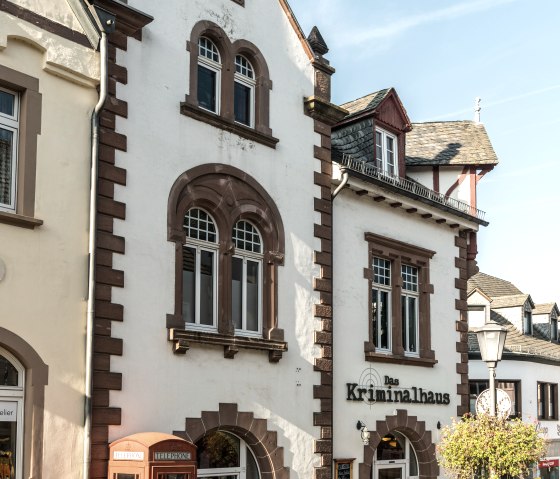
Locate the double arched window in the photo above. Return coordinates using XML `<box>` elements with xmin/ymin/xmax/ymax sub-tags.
<box><xmin>168</xmin><ymin>165</ymin><xmax>286</xmax><ymax>361</ymax></box>
<box><xmin>182</xmin><ymin>22</ymin><xmax>277</xmax><ymax>148</ymax></box>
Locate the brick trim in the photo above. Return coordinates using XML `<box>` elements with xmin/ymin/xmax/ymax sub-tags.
<box><xmin>455</xmin><ymin>231</ymin><xmax>470</xmax><ymax>417</ymax></box>
<box><xmin>359</xmin><ymin>410</ymin><xmax>439</xmax><ymax>479</ymax></box>
<box><xmin>174</xmin><ymin>403</ymin><xmax>289</xmax><ymax>479</ymax></box>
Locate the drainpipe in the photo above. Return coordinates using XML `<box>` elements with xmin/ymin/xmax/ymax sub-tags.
<box><xmin>332</xmin><ymin>169</ymin><xmax>349</xmax><ymax>199</ymax></box>
<box><xmin>84</xmin><ymin>10</ymin><xmax>114</xmax><ymax>479</ymax></box>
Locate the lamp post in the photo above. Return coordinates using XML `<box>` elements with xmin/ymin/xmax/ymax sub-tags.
<box><xmin>475</xmin><ymin>321</ymin><xmax>507</xmax><ymax>416</ymax></box>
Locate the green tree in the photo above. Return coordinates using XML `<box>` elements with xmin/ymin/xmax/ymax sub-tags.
<box><xmin>437</xmin><ymin>414</ymin><xmax>547</xmax><ymax>479</ymax></box>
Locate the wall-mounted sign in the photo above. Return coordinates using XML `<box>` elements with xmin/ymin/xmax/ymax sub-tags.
<box><xmin>113</xmin><ymin>451</ymin><xmax>145</xmax><ymax>461</ymax></box>
<box><xmin>334</xmin><ymin>459</ymin><xmax>354</xmax><ymax>479</ymax></box>
<box><xmin>154</xmin><ymin>452</ymin><xmax>192</xmax><ymax>461</ymax></box>
<box><xmin>346</xmin><ymin>367</ymin><xmax>450</xmax><ymax>406</ymax></box>
<box><xmin>539</xmin><ymin>459</ymin><xmax>559</xmax><ymax>469</ymax></box>
<box><xmin>0</xmin><ymin>401</ymin><xmax>17</xmax><ymax>422</ymax></box>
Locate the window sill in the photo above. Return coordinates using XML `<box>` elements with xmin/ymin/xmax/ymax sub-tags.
<box><xmin>0</xmin><ymin>211</ymin><xmax>43</xmax><ymax>229</ymax></box>
<box><xmin>365</xmin><ymin>351</ymin><xmax>438</xmax><ymax>368</ymax></box>
<box><xmin>180</xmin><ymin>102</ymin><xmax>279</xmax><ymax>149</ymax></box>
<box><xmin>169</xmin><ymin>327</ymin><xmax>287</xmax><ymax>362</ymax></box>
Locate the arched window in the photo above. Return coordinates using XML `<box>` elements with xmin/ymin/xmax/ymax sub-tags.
<box><xmin>183</xmin><ymin>208</ymin><xmax>218</xmax><ymax>329</ymax></box>
<box><xmin>232</xmin><ymin>220</ymin><xmax>262</xmax><ymax>335</ymax></box>
<box><xmin>375</xmin><ymin>433</ymin><xmax>418</xmax><ymax>479</ymax></box>
<box><xmin>0</xmin><ymin>348</ymin><xmax>24</xmax><ymax>479</ymax></box>
<box><xmin>233</xmin><ymin>55</ymin><xmax>255</xmax><ymax>127</ymax></box>
<box><xmin>196</xmin><ymin>431</ymin><xmax>259</xmax><ymax>479</ymax></box>
<box><xmin>197</xmin><ymin>37</ymin><xmax>221</xmax><ymax>113</ymax></box>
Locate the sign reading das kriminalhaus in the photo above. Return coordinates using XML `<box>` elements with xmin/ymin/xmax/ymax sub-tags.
<box><xmin>346</xmin><ymin>367</ymin><xmax>450</xmax><ymax>406</ymax></box>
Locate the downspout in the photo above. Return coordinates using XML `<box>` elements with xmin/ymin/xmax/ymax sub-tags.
<box><xmin>84</xmin><ymin>12</ymin><xmax>113</xmax><ymax>479</ymax></box>
<box><xmin>332</xmin><ymin>169</ymin><xmax>349</xmax><ymax>199</ymax></box>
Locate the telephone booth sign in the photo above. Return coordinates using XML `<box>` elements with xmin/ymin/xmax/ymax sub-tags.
<box><xmin>108</xmin><ymin>432</ymin><xmax>197</xmax><ymax>479</ymax></box>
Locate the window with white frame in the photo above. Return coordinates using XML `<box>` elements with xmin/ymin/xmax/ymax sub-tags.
<box><xmin>197</xmin><ymin>37</ymin><xmax>221</xmax><ymax>113</ymax></box>
<box><xmin>196</xmin><ymin>431</ymin><xmax>259</xmax><ymax>479</ymax></box>
<box><xmin>0</xmin><ymin>348</ymin><xmax>24</xmax><ymax>479</ymax></box>
<box><xmin>0</xmin><ymin>87</ymin><xmax>19</xmax><ymax>211</ymax></box>
<box><xmin>183</xmin><ymin>208</ymin><xmax>218</xmax><ymax>330</ymax></box>
<box><xmin>372</xmin><ymin>257</ymin><xmax>391</xmax><ymax>351</ymax></box>
<box><xmin>231</xmin><ymin>220</ymin><xmax>262</xmax><ymax>336</ymax></box>
<box><xmin>375</xmin><ymin>128</ymin><xmax>397</xmax><ymax>176</ymax></box>
<box><xmin>234</xmin><ymin>55</ymin><xmax>255</xmax><ymax>127</ymax></box>
<box><xmin>401</xmin><ymin>264</ymin><xmax>419</xmax><ymax>355</ymax></box>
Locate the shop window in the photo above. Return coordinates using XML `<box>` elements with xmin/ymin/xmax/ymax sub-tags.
<box><xmin>469</xmin><ymin>380</ymin><xmax>521</xmax><ymax>418</ymax></box>
<box><xmin>182</xmin><ymin>22</ymin><xmax>276</xmax><ymax>148</ymax></box>
<box><xmin>0</xmin><ymin>348</ymin><xmax>24</xmax><ymax>479</ymax></box>
<box><xmin>538</xmin><ymin>382</ymin><xmax>558</xmax><ymax>420</ymax></box>
<box><xmin>0</xmin><ymin>65</ymin><xmax>42</xmax><ymax>227</ymax></box>
<box><xmin>196</xmin><ymin>431</ymin><xmax>259</xmax><ymax>479</ymax></box>
<box><xmin>365</xmin><ymin>233</ymin><xmax>435</xmax><ymax>367</ymax></box>
<box><xmin>167</xmin><ymin>165</ymin><xmax>286</xmax><ymax>361</ymax></box>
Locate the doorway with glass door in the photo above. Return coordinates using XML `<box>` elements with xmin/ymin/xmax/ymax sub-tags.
<box><xmin>373</xmin><ymin>432</ymin><xmax>418</xmax><ymax>479</ymax></box>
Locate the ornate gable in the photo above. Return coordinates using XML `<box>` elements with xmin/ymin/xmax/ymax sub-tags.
<box><xmin>375</xmin><ymin>89</ymin><xmax>411</xmax><ymax>132</ymax></box>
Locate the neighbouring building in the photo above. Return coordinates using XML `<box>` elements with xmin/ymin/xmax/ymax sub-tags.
<box><xmin>0</xmin><ymin>1</ymin><xmax>102</xmax><ymax>478</ymax></box>
<box><xmin>468</xmin><ymin>272</ymin><xmax>560</xmax><ymax>479</ymax></box>
<box><xmin>330</xmin><ymin>89</ymin><xmax>497</xmax><ymax>479</ymax></box>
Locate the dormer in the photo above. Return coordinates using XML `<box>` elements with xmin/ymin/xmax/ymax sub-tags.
<box><xmin>332</xmin><ymin>88</ymin><xmax>412</xmax><ymax>179</ymax></box>
<box><xmin>467</xmin><ymin>288</ymin><xmax>492</xmax><ymax>329</ymax></box>
<box><xmin>488</xmin><ymin>294</ymin><xmax>535</xmax><ymax>336</ymax></box>
<box><xmin>533</xmin><ymin>303</ymin><xmax>560</xmax><ymax>342</ymax></box>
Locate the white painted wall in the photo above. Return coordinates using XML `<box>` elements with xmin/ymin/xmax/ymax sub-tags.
<box><xmin>332</xmin><ymin>186</ymin><xmax>477</xmax><ymax>463</ymax></box>
<box><xmin>0</xmin><ymin>22</ymin><xmax>99</xmax><ymax>479</ymax></box>
<box><xmin>109</xmin><ymin>1</ymin><xmax>321</xmax><ymax>478</ymax></box>
<box><xmin>467</xmin><ymin>290</ymin><xmax>491</xmax><ymax>328</ymax></box>
<box><xmin>494</xmin><ymin>306</ymin><xmax>523</xmax><ymax>333</ymax></box>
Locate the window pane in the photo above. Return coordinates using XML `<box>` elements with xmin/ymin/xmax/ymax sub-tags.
<box><xmin>0</xmin><ymin>128</ymin><xmax>14</xmax><ymax>206</ymax></box>
<box><xmin>0</xmin><ymin>91</ymin><xmax>14</xmax><ymax>117</ymax></box>
<box><xmin>198</xmin><ymin>65</ymin><xmax>216</xmax><ymax>112</ymax></box>
<box><xmin>246</xmin><ymin>261</ymin><xmax>259</xmax><ymax>332</ymax></box>
<box><xmin>0</xmin><ymin>405</ymin><xmax>18</xmax><ymax>477</ymax></box>
<box><xmin>379</xmin><ymin>290</ymin><xmax>389</xmax><ymax>349</ymax></box>
<box><xmin>182</xmin><ymin>247</ymin><xmax>196</xmax><ymax>324</ymax></box>
<box><xmin>246</xmin><ymin>449</ymin><xmax>259</xmax><ymax>479</ymax></box>
<box><xmin>373</xmin><ymin>257</ymin><xmax>391</xmax><ymax>285</ymax></box>
<box><xmin>232</xmin><ymin>220</ymin><xmax>261</xmax><ymax>253</ymax></box>
<box><xmin>409</xmin><ymin>444</ymin><xmax>418</xmax><ymax>476</ymax></box>
<box><xmin>199</xmin><ymin>250</ymin><xmax>214</xmax><ymax>326</ymax></box>
<box><xmin>234</xmin><ymin>82</ymin><xmax>251</xmax><ymax>126</ymax></box>
<box><xmin>375</xmin><ymin>131</ymin><xmax>383</xmax><ymax>170</ymax></box>
<box><xmin>196</xmin><ymin>431</ymin><xmax>240</xmax><ymax>468</ymax></box>
<box><xmin>184</xmin><ymin>208</ymin><xmax>217</xmax><ymax>243</ymax></box>
<box><xmin>0</xmin><ymin>355</ymin><xmax>18</xmax><ymax>386</ymax></box>
<box><xmin>407</xmin><ymin>297</ymin><xmax>417</xmax><ymax>352</ymax></box>
<box><xmin>232</xmin><ymin>257</ymin><xmax>243</xmax><ymax>330</ymax></box>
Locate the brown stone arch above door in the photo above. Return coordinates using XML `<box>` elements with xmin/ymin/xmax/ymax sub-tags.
<box><xmin>174</xmin><ymin>403</ymin><xmax>289</xmax><ymax>479</ymax></box>
<box><xmin>359</xmin><ymin>409</ymin><xmax>438</xmax><ymax>479</ymax></box>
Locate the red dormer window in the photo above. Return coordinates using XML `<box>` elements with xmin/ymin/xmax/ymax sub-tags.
<box><xmin>375</xmin><ymin>127</ymin><xmax>398</xmax><ymax>176</ymax></box>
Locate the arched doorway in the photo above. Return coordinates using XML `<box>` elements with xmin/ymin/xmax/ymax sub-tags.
<box><xmin>196</xmin><ymin>431</ymin><xmax>259</xmax><ymax>479</ymax></box>
<box><xmin>373</xmin><ymin>432</ymin><xmax>418</xmax><ymax>479</ymax></box>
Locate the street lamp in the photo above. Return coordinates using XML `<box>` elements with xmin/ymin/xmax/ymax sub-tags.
<box><xmin>475</xmin><ymin>320</ymin><xmax>507</xmax><ymax>416</ymax></box>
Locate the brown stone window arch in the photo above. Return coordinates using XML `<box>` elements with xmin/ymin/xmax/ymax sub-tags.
<box><xmin>181</xmin><ymin>21</ymin><xmax>278</xmax><ymax>148</ymax></box>
<box><xmin>167</xmin><ymin>164</ymin><xmax>287</xmax><ymax>362</ymax></box>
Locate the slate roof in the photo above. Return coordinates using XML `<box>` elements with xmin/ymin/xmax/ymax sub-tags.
<box><xmin>340</xmin><ymin>89</ymin><xmax>391</xmax><ymax>116</ymax></box>
<box><xmin>468</xmin><ymin>310</ymin><xmax>560</xmax><ymax>363</ymax></box>
<box><xmin>488</xmin><ymin>294</ymin><xmax>531</xmax><ymax>309</ymax></box>
<box><xmin>331</xmin><ymin>118</ymin><xmax>374</xmax><ymax>164</ymax></box>
<box><xmin>467</xmin><ymin>272</ymin><xmax>523</xmax><ymax>298</ymax></box>
<box><xmin>406</xmin><ymin>121</ymin><xmax>498</xmax><ymax>166</ymax></box>
<box><xmin>533</xmin><ymin>303</ymin><xmax>559</xmax><ymax>315</ymax></box>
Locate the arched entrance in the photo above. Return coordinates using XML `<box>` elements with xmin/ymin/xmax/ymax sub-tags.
<box><xmin>373</xmin><ymin>432</ymin><xmax>418</xmax><ymax>479</ymax></box>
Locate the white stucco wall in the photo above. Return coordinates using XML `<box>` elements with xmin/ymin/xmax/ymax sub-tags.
<box><xmin>0</xmin><ymin>27</ymin><xmax>99</xmax><ymax>479</ymax></box>
<box><xmin>493</xmin><ymin>306</ymin><xmax>523</xmax><ymax>333</ymax></box>
<box><xmin>332</xmin><ymin>186</ymin><xmax>476</xmax><ymax>464</ymax></box>
<box><xmin>467</xmin><ymin>291</ymin><xmax>491</xmax><ymax>328</ymax></box>
<box><xmin>108</xmin><ymin>1</ymin><xmax>321</xmax><ymax>478</ymax></box>
<box><xmin>9</xmin><ymin>0</ymin><xmax>85</xmax><ymax>33</ymax></box>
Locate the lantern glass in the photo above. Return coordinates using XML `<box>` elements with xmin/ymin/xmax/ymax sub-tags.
<box><xmin>476</xmin><ymin>321</ymin><xmax>507</xmax><ymax>364</ymax></box>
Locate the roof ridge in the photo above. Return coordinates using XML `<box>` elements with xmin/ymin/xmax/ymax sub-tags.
<box><xmin>340</xmin><ymin>87</ymin><xmax>391</xmax><ymax>107</ymax></box>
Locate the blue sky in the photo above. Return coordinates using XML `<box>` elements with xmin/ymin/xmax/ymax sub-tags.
<box><xmin>289</xmin><ymin>0</ymin><xmax>560</xmax><ymax>304</ymax></box>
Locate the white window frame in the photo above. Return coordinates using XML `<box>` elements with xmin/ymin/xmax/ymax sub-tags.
<box><xmin>0</xmin><ymin>347</ymin><xmax>24</xmax><ymax>479</ymax></box>
<box><xmin>375</xmin><ymin>127</ymin><xmax>398</xmax><ymax>177</ymax></box>
<box><xmin>197</xmin><ymin>37</ymin><xmax>221</xmax><ymax>114</ymax></box>
<box><xmin>183</xmin><ymin>208</ymin><xmax>219</xmax><ymax>332</ymax></box>
<box><xmin>232</xmin><ymin>220</ymin><xmax>263</xmax><ymax>337</ymax></box>
<box><xmin>401</xmin><ymin>264</ymin><xmax>419</xmax><ymax>356</ymax></box>
<box><xmin>374</xmin><ymin>433</ymin><xmax>418</xmax><ymax>479</ymax></box>
<box><xmin>234</xmin><ymin>55</ymin><xmax>255</xmax><ymax>128</ymax></box>
<box><xmin>0</xmin><ymin>86</ymin><xmax>19</xmax><ymax>212</ymax></box>
<box><xmin>372</xmin><ymin>257</ymin><xmax>392</xmax><ymax>353</ymax></box>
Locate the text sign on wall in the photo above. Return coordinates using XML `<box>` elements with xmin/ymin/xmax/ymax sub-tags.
<box><xmin>154</xmin><ymin>452</ymin><xmax>192</xmax><ymax>461</ymax></box>
<box><xmin>113</xmin><ymin>451</ymin><xmax>145</xmax><ymax>461</ymax></box>
<box><xmin>0</xmin><ymin>401</ymin><xmax>17</xmax><ymax>422</ymax></box>
<box><xmin>539</xmin><ymin>460</ymin><xmax>559</xmax><ymax>469</ymax></box>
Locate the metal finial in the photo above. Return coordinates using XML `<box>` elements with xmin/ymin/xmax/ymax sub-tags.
<box><xmin>474</xmin><ymin>97</ymin><xmax>481</xmax><ymax>123</ymax></box>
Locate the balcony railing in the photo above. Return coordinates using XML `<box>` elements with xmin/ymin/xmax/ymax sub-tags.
<box><xmin>338</xmin><ymin>154</ymin><xmax>486</xmax><ymax>221</ymax></box>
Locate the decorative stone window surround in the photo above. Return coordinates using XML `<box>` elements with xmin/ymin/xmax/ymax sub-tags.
<box><xmin>181</xmin><ymin>20</ymin><xmax>278</xmax><ymax>148</ymax></box>
<box><xmin>167</xmin><ymin>164</ymin><xmax>286</xmax><ymax>362</ymax></box>
<box><xmin>364</xmin><ymin>232</ymin><xmax>436</xmax><ymax>367</ymax></box>
<box><xmin>0</xmin><ymin>65</ymin><xmax>42</xmax><ymax>229</ymax></box>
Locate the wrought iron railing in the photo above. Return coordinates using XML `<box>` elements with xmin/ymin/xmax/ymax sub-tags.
<box><xmin>338</xmin><ymin>154</ymin><xmax>486</xmax><ymax>221</ymax></box>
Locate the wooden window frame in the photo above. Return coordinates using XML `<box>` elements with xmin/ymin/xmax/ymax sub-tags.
<box><xmin>537</xmin><ymin>382</ymin><xmax>558</xmax><ymax>420</ymax></box>
<box><xmin>364</xmin><ymin>232</ymin><xmax>436</xmax><ymax>367</ymax></box>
